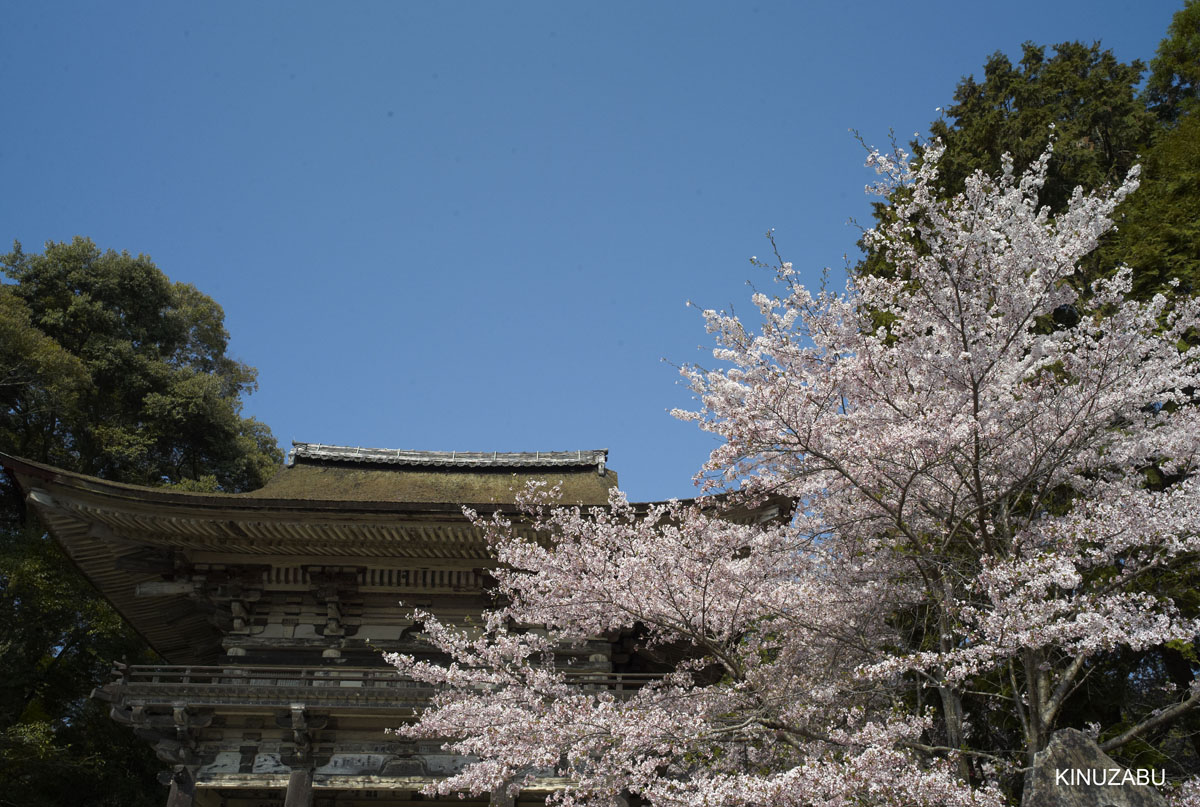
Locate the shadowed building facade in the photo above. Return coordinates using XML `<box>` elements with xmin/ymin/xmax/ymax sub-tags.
<box><xmin>1</xmin><ymin>443</ymin><xmax>639</xmax><ymax>807</ymax></box>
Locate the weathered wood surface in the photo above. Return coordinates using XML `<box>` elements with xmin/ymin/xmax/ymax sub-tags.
<box><xmin>284</xmin><ymin>768</ymin><xmax>313</xmax><ymax>807</ymax></box>
<box><xmin>164</xmin><ymin>767</ymin><xmax>196</xmax><ymax>807</ymax></box>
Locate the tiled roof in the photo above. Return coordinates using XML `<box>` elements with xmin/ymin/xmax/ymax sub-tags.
<box><xmin>290</xmin><ymin>442</ymin><xmax>608</xmax><ymax>470</ymax></box>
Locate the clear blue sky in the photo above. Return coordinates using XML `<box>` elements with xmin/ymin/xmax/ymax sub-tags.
<box><xmin>1</xmin><ymin>1</ymin><xmax>1182</xmax><ymax>500</ymax></box>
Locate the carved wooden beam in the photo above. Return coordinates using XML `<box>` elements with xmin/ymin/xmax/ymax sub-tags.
<box><xmin>274</xmin><ymin>704</ymin><xmax>327</xmax><ymax>764</ymax></box>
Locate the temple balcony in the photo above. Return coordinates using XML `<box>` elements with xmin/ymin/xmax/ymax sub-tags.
<box><xmin>97</xmin><ymin>663</ymin><xmax>660</xmax><ymax>712</ymax></box>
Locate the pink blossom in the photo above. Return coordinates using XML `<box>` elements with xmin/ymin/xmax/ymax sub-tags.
<box><xmin>391</xmin><ymin>140</ymin><xmax>1200</xmax><ymax>805</ymax></box>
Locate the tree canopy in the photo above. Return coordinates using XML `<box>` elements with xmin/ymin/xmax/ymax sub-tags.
<box><xmin>925</xmin><ymin>40</ymin><xmax>1154</xmax><ymax>212</ymax></box>
<box><xmin>1</xmin><ymin>237</ymin><xmax>280</xmax><ymax>491</ymax></box>
<box><xmin>0</xmin><ymin>237</ymin><xmax>282</xmax><ymax>806</ymax></box>
<box><xmin>1147</xmin><ymin>0</ymin><xmax>1200</xmax><ymax>122</ymax></box>
<box><xmin>861</xmin><ymin>1</ymin><xmax>1200</xmax><ymax>301</ymax></box>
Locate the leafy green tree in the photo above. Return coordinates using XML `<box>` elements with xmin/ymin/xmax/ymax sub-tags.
<box><xmin>2</xmin><ymin>237</ymin><xmax>280</xmax><ymax>490</ymax></box>
<box><xmin>1098</xmin><ymin>111</ymin><xmax>1200</xmax><ymax>299</ymax></box>
<box><xmin>856</xmin><ymin>41</ymin><xmax>1156</xmax><ymax>286</ymax></box>
<box><xmin>0</xmin><ymin>237</ymin><xmax>282</xmax><ymax>806</ymax></box>
<box><xmin>926</xmin><ymin>41</ymin><xmax>1156</xmax><ymax>213</ymax></box>
<box><xmin>0</xmin><ymin>522</ymin><xmax>161</xmax><ymax>807</ymax></box>
<box><xmin>1147</xmin><ymin>0</ymin><xmax>1200</xmax><ymax>122</ymax></box>
<box><xmin>860</xmin><ymin>6</ymin><xmax>1200</xmax><ymax>299</ymax></box>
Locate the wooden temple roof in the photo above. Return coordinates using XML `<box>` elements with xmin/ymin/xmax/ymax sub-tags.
<box><xmin>246</xmin><ymin>443</ymin><xmax>616</xmax><ymax>505</ymax></box>
<box><xmin>0</xmin><ymin>446</ymin><xmax>618</xmax><ymax>664</ymax></box>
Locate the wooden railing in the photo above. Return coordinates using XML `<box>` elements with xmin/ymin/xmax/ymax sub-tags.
<box><xmin>103</xmin><ymin>664</ymin><xmax>661</xmax><ymax>708</ymax></box>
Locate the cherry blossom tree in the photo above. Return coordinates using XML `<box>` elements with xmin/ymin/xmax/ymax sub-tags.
<box><xmin>389</xmin><ymin>141</ymin><xmax>1200</xmax><ymax>806</ymax></box>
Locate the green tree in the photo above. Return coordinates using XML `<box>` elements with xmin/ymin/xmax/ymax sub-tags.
<box><xmin>1147</xmin><ymin>0</ymin><xmax>1200</xmax><ymax>122</ymax></box>
<box><xmin>1098</xmin><ymin>111</ymin><xmax>1200</xmax><ymax>299</ymax></box>
<box><xmin>0</xmin><ymin>237</ymin><xmax>282</xmax><ymax>806</ymax></box>
<box><xmin>861</xmin><ymin>6</ymin><xmax>1200</xmax><ymax>299</ymax></box>
<box><xmin>856</xmin><ymin>41</ymin><xmax>1156</xmax><ymax>285</ymax></box>
<box><xmin>0</xmin><ymin>522</ymin><xmax>161</xmax><ymax>807</ymax></box>
<box><xmin>2</xmin><ymin>237</ymin><xmax>280</xmax><ymax>490</ymax></box>
<box><xmin>926</xmin><ymin>41</ymin><xmax>1155</xmax><ymax>213</ymax></box>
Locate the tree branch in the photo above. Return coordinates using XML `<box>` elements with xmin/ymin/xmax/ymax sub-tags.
<box><xmin>1100</xmin><ymin>686</ymin><xmax>1200</xmax><ymax>753</ymax></box>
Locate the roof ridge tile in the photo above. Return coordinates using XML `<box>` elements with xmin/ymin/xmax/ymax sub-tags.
<box><xmin>288</xmin><ymin>442</ymin><xmax>608</xmax><ymax>470</ymax></box>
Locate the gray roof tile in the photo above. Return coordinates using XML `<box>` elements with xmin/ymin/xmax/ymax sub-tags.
<box><xmin>290</xmin><ymin>442</ymin><xmax>608</xmax><ymax>470</ymax></box>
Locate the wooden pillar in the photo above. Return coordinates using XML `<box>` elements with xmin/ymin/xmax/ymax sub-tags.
<box><xmin>284</xmin><ymin>769</ymin><xmax>313</xmax><ymax>807</ymax></box>
<box><xmin>165</xmin><ymin>767</ymin><xmax>196</xmax><ymax>807</ymax></box>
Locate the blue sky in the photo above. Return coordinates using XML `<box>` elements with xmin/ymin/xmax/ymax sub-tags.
<box><xmin>1</xmin><ymin>1</ymin><xmax>1183</xmax><ymax>500</ymax></box>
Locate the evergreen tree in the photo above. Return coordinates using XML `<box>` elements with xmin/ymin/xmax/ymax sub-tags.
<box><xmin>927</xmin><ymin>40</ymin><xmax>1155</xmax><ymax>212</ymax></box>
<box><xmin>860</xmin><ymin>3</ymin><xmax>1200</xmax><ymax>301</ymax></box>
<box><xmin>1147</xmin><ymin>0</ymin><xmax>1200</xmax><ymax>122</ymax></box>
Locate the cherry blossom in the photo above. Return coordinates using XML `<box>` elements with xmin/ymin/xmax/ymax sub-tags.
<box><xmin>391</xmin><ymin>141</ymin><xmax>1200</xmax><ymax>804</ymax></box>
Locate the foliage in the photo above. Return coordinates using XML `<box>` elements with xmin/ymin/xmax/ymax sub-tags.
<box><xmin>1098</xmin><ymin>112</ymin><xmax>1200</xmax><ymax>299</ymax></box>
<box><xmin>861</xmin><ymin>7</ymin><xmax>1200</xmax><ymax>303</ymax></box>
<box><xmin>924</xmin><ymin>41</ymin><xmax>1154</xmax><ymax>212</ymax></box>
<box><xmin>0</xmin><ymin>524</ymin><xmax>159</xmax><ymax>807</ymax></box>
<box><xmin>0</xmin><ymin>237</ymin><xmax>282</xmax><ymax>805</ymax></box>
<box><xmin>1147</xmin><ymin>0</ymin><xmax>1200</xmax><ymax>122</ymax></box>
<box><xmin>390</xmin><ymin>143</ymin><xmax>1200</xmax><ymax>806</ymax></box>
<box><xmin>1</xmin><ymin>236</ymin><xmax>281</xmax><ymax>490</ymax></box>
